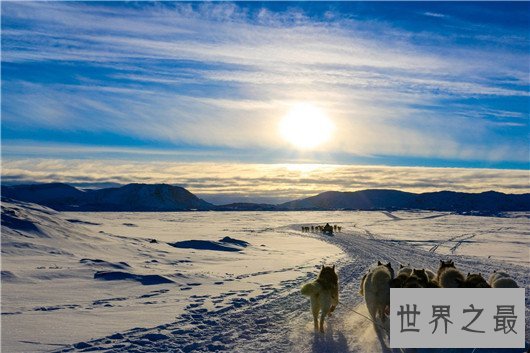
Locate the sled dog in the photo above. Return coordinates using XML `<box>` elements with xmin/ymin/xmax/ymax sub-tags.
<box><xmin>488</xmin><ymin>270</ymin><xmax>509</xmax><ymax>286</ymax></box>
<box><xmin>360</xmin><ymin>261</ymin><xmax>394</xmax><ymax>323</ymax></box>
<box><xmin>425</xmin><ymin>269</ymin><xmax>436</xmax><ymax>282</ymax></box>
<box><xmin>489</xmin><ymin>271</ymin><xmax>518</xmax><ymax>288</ymax></box>
<box><xmin>301</xmin><ymin>265</ymin><xmax>339</xmax><ymax>332</ymax></box>
<box><xmin>463</xmin><ymin>273</ymin><xmax>490</xmax><ymax>288</ymax></box>
<box><xmin>397</xmin><ymin>264</ymin><xmax>412</xmax><ymax>277</ymax></box>
<box><xmin>438</xmin><ymin>263</ymin><xmax>465</xmax><ymax>288</ymax></box>
<box><xmin>436</xmin><ymin>259</ymin><xmax>455</xmax><ymax>282</ymax></box>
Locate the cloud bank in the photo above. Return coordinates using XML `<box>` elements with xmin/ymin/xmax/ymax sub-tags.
<box><xmin>2</xmin><ymin>159</ymin><xmax>528</xmax><ymax>204</ymax></box>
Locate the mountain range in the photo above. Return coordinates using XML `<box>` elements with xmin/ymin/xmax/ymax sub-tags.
<box><xmin>2</xmin><ymin>183</ymin><xmax>529</xmax><ymax>213</ymax></box>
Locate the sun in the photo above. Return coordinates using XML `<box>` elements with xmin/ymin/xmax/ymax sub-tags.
<box><xmin>279</xmin><ymin>103</ymin><xmax>334</xmax><ymax>149</ymax></box>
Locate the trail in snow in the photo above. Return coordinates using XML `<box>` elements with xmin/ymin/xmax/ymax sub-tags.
<box><xmin>381</xmin><ymin>212</ymin><xmax>402</xmax><ymax>221</ymax></box>
<box><xmin>428</xmin><ymin>232</ymin><xmax>475</xmax><ymax>253</ymax></box>
<box><xmin>53</xmin><ymin>223</ymin><xmax>529</xmax><ymax>353</ymax></box>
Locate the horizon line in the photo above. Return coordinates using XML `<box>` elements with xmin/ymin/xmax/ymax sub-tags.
<box><xmin>3</xmin><ymin>181</ymin><xmax>529</xmax><ymax>207</ymax></box>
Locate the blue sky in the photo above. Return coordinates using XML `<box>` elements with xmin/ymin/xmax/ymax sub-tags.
<box><xmin>1</xmin><ymin>2</ymin><xmax>529</xmax><ymax>201</ymax></box>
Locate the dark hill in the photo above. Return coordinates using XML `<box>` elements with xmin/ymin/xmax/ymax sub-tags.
<box><xmin>279</xmin><ymin>189</ymin><xmax>530</xmax><ymax>213</ymax></box>
<box><xmin>2</xmin><ymin>183</ymin><xmax>213</xmax><ymax>211</ymax></box>
<box><xmin>1</xmin><ymin>183</ymin><xmax>86</xmax><ymax>210</ymax></box>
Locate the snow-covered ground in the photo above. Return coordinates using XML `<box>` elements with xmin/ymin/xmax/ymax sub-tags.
<box><xmin>1</xmin><ymin>201</ymin><xmax>528</xmax><ymax>352</ymax></box>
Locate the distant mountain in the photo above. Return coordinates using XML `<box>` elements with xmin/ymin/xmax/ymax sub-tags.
<box><xmin>2</xmin><ymin>183</ymin><xmax>529</xmax><ymax>213</ymax></box>
<box><xmin>1</xmin><ymin>183</ymin><xmax>86</xmax><ymax>210</ymax></box>
<box><xmin>279</xmin><ymin>189</ymin><xmax>530</xmax><ymax>213</ymax></box>
<box><xmin>2</xmin><ymin>183</ymin><xmax>213</xmax><ymax>211</ymax></box>
<box><xmin>214</xmin><ymin>203</ymin><xmax>277</xmax><ymax>211</ymax></box>
<box><xmin>280</xmin><ymin>190</ymin><xmax>413</xmax><ymax>210</ymax></box>
<box><xmin>85</xmin><ymin>183</ymin><xmax>213</xmax><ymax>211</ymax></box>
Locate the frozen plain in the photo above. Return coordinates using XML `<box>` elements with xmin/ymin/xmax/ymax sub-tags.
<box><xmin>1</xmin><ymin>200</ymin><xmax>528</xmax><ymax>352</ymax></box>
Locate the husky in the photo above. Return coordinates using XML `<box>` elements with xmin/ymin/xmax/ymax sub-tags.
<box><xmin>360</xmin><ymin>261</ymin><xmax>394</xmax><ymax>323</ymax></box>
<box><xmin>301</xmin><ymin>265</ymin><xmax>339</xmax><ymax>332</ymax></box>
<box><xmin>439</xmin><ymin>267</ymin><xmax>465</xmax><ymax>288</ymax></box>
<box><xmin>403</xmin><ymin>269</ymin><xmax>425</xmax><ymax>288</ymax></box>
<box><xmin>491</xmin><ymin>273</ymin><xmax>518</xmax><ymax>288</ymax></box>
<box><xmin>488</xmin><ymin>270</ymin><xmax>510</xmax><ymax>286</ymax></box>
<box><xmin>389</xmin><ymin>273</ymin><xmax>409</xmax><ymax>288</ymax></box>
<box><xmin>436</xmin><ymin>259</ymin><xmax>455</xmax><ymax>282</ymax></box>
<box><xmin>411</xmin><ymin>269</ymin><xmax>429</xmax><ymax>285</ymax></box>
<box><xmin>397</xmin><ymin>264</ymin><xmax>412</xmax><ymax>277</ymax></box>
<box><xmin>425</xmin><ymin>269</ymin><xmax>436</xmax><ymax>282</ymax></box>
<box><xmin>492</xmin><ymin>277</ymin><xmax>518</xmax><ymax>288</ymax></box>
<box><xmin>390</xmin><ymin>264</ymin><xmax>412</xmax><ymax>288</ymax></box>
<box><xmin>391</xmin><ymin>266</ymin><xmax>440</xmax><ymax>289</ymax></box>
<box><xmin>463</xmin><ymin>273</ymin><xmax>490</xmax><ymax>288</ymax></box>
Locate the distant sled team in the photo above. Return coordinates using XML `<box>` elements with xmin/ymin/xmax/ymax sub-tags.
<box><xmin>301</xmin><ymin>223</ymin><xmax>341</xmax><ymax>235</ymax></box>
<box><xmin>301</xmin><ymin>259</ymin><xmax>519</xmax><ymax>333</ymax></box>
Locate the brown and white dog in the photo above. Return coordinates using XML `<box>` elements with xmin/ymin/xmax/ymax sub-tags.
<box><xmin>301</xmin><ymin>265</ymin><xmax>339</xmax><ymax>332</ymax></box>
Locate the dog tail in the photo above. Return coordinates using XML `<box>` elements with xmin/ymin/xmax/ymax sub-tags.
<box><xmin>358</xmin><ymin>273</ymin><xmax>367</xmax><ymax>296</ymax></box>
<box><xmin>301</xmin><ymin>282</ymin><xmax>315</xmax><ymax>296</ymax></box>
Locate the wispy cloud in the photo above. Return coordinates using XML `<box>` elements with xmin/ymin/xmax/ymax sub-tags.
<box><xmin>423</xmin><ymin>12</ymin><xmax>447</xmax><ymax>19</ymax></box>
<box><xmin>1</xmin><ymin>2</ymin><xmax>528</xmax><ymax>165</ymax></box>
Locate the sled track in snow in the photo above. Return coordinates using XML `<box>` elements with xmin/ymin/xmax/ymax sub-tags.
<box><xmin>429</xmin><ymin>226</ymin><xmax>509</xmax><ymax>254</ymax></box>
<box><xmin>54</xmin><ymin>227</ymin><xmax>529</xmax><ymax>353</ymax></box>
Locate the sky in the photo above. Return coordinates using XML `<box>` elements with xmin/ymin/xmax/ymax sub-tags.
<box><xmin>1</xmin><ymin>1</ymin><xmax>529</xmax><ymax>203</ymax></box>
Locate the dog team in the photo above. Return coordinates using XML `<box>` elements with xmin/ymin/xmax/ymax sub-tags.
<box><xmin>301</xmin><ymin>224</ymin><xmax>342</xmax><ymax>233</ymax></box>
<box><xmin>302</xmin><ymin>260</ymin><xmax>518</xmax><ymax>332</ymax></box>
